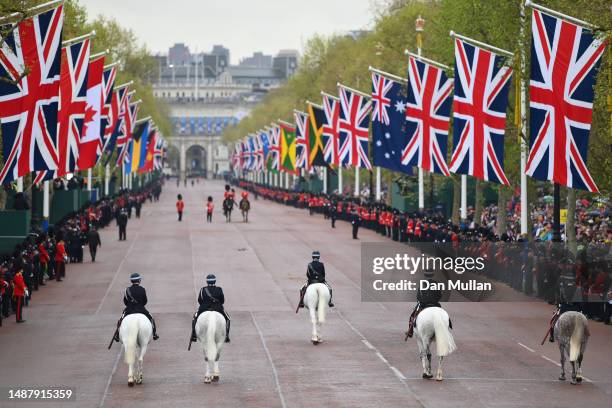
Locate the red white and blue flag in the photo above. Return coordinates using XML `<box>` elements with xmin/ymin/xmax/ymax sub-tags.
<box><xmin>321</xmin><ymin>93</ymin><xmax>340</xmax><ymax>166</ymax></box>
<box><xmin>116</xmin><ymin>98</ymin><xmax>138</xmax><ymax>166</ymax></box>
<box><xmin>57</xmin><ymin>38</ymin><xmax>91</xmax><ymax>176</ymax></box>
<box><xmin>449</xmin><ymin>38</ymin><xmax>513</xmax><ymax>185</ymax></box>
<box><xmin>266</xmin><ymin>125</ymin><xmax>281</xmax><ymax>172</ymax></box>
<box><xmin>402</xmin><ymin>56</ymin><xmax>453</xmax><ymax>176</ymax></box>
<box><xmin>0</xmin><ymin>5</ymin><xmax>64</xmax><ymax>184</ymax></box>
<box><xmin>525</xmin><ymin>9</ymin><xmax>606</xmax><ymax>192</ymax></box>
<box><xmin>337</xmin><ymin>85</ymin><xmax>372</xmax><ymax>170</ymax></box>
<box><xmin>77</xmin><ymin>54</ymin><xmax>104</xmax><ymax>170</ymax></box>
<box><xmin>294</xmin><ymin>110</ymin><xmax>310</xmax><ymax>170</ymax></box>
<box><xmin>99</xmin><ymin>65</ymin><xmax>117</xmax><ymax>154</ymax></box>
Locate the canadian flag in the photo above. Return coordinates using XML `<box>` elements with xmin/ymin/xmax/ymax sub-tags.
<box><xmin>77</xmin><ymin>55</ymin><xmax>104</xmax><ymax>170</ymax></box>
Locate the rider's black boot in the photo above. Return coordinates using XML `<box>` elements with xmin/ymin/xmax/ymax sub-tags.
<box><xmin>191</xmin><ymin>316</ymin><xmax>197</xmax><ymax>342</ymax></box>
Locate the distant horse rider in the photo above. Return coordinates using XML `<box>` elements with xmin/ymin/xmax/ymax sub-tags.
<box><xmin>406</xmin><ymin>269</ymin><xmax>448</xmax><ymax>339</ymax></box>
<box><xmin>114</xmin><ymin>273</ymin><xmax>159</xmax><ymax>342</ymax></box>
<box><xmin>191</xmin><ymin>274</ymin><xmax>231</xmax><ymax>343</ymax></box>
<box><xmin>299</xmin><ymin>251</ymin><xmax>334</xmax><ymax>308</ymax></box>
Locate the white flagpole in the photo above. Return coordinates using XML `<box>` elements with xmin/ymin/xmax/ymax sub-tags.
<box><xmin>87</xmin><ymin>168</ymin><xmax>92</xmax><ymax>191</ymax></box>
<box><xmin>460</xmin><ymin>175</ymin><xmax>467</xmax><ymax>220</ymax></box>
<box><xmin>417</xmin><ymin>33</ymin><xmax>425</xmax><ymax>211</ymax></box>
<box><xmin>104</xmin><ymin>164</ymin><xmax>110</xmax><ymax>195</ymax></box>
<box><xmin>338</xmin><ymin>167</ymin><xmax>343</xmax><ymax>194</ymax></box>
<box><xmin>520</xmin><ymin>1</ymin><xmax>529</xmax><ymax>236</ymax></box>
<box><xmin>323</xmin><ymin>167</ymin><xmax>328</xmax><ymax>194</ymax></box>
<box><xmin>285</xmin><ymin>172</ymin><xmax>289</xmax><ymax>190</ymax></box>
<box><xmin>354</xmin><ymin>167</ymin><xmax>360</xmax><ymax>197</ymax></box>
<box><xmin>16</xmin><ymin>177</ymin><xmax>23</xmax><ymax>192</ymax></box>
<box><xmin>376</xmin><ymin>167</ymin><xmax>381</xmax><ymax>201</ymax></box>
<box><xmin>43</xmin><ymin>180</ymin><xmax>50</xmax><ymax>228</ymax></box>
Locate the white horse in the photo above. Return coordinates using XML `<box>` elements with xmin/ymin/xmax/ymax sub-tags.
<box><xmin>195</xmin><ymin>311</ymin><xmax>227</xmax><ymax>383</ymax></box>
<box><xmin>304</xmin><ymin>283</ymin><xmax>330</xmax><ymax>345</ymax></box>
<box><xmin>119</xmin><ymin>314</ymin><xmax>153</xmax><ymax>386</ymax></box>
<box><xmin>414</xmin><ymin>307</ymin><xmax>456</xmax><ymax>381</ymax></box>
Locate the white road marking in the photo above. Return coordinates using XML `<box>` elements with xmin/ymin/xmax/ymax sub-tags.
<box><xmin>188</xmin><ymin>233</ymin><xmax>199</xmax><ymax>297</ymax></box>
<box><xmin>541</xmin><ymin>355</ymin><xmax>561</xmax><ymax>366</ymax></box>
<box><xmin>336</xmin><ymin>310</ymin><xmax>428</xmax><ymax>408</ymax></box>
<box><xmin>250</xmin><ymin>312</ymin><xmax>287</xmax><ymax>408</ymax></box>
<box><xmin>95</xmin><ymin>231</ymin><xmax>141</xmax><ymax>315</ymax></box>
<box><xmin>517</xmin><ymin>342</ymin><xmax>535</xmax><ymax>353</ymax></box>
<box><xmin>99</xmin><ymin>347</ymin><xmax>122</xmax><ymax>408</ymax></box>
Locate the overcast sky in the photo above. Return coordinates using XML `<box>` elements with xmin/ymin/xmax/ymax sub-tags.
<box><xmin>79</xmin><ymin>0</ymin><xmax>376</xmax><ymax>63</ymax></box>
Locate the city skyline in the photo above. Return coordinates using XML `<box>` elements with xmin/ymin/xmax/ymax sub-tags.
<box><xmin>78</xmin><ymin>0</ymin><xmax>375</xmax><ymax>63</ymax></box>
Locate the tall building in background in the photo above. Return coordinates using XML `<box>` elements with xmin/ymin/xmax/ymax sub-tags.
<box><xmin>151</xmin><ymin>43</ymin><xmax>299</xmax><ymax>180</ymax></box>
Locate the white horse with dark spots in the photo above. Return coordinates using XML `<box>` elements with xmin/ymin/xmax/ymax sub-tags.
<box><xmin>304</xmin><ymin>283</ymin><xmax>330</xmax><ymax>345</ymax></box>
<box><xmin>119</xmin><ymin>314</ymin><xmax>153</xmax><ymax>386</ymax></box>
<box><xmin>554</xmin><ymin>311</ymin><xmax>589</xmax><ymax>384</ymax></box>
<box><xmin>195</xmin><ymin>311</ymin><xmax>227</xmax><ymax>383</ymax></box>
<box><xmin>414</xmin><ymin>307</ymin><xmax>456</xmax><ymax>381</ymax></box>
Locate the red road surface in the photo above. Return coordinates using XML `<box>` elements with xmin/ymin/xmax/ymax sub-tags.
<box><xmin>0</xmin><ymin>179</ymin><xmax>610</xmax><ymax>408</ymax></box>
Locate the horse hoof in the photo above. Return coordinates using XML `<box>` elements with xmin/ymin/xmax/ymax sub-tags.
<box><xmin>558</xmin><ymin>375</ymin><xmax>566</xmax><ymax>381</ymax></box>
<box><xmin>204</xmin><ymin>377</ymin><xmax>211</xmax><ymax>384</ymax></box>
<box><xmin>575</xmin><ymin>375</ymin><xmax>582</xmax><ymax>383</ymax></box>
<box><xmin>128</xmin><ymin>381</ymin><xmax>134</xmax><ymax>387</ymax></box>
<box><xmin>312</xmin><ymin>340</ymin><xmax>319</xmax><ymax>345</ymax></box>
<box><xmin>212</xmin><ymin>375</ymin><xmax>219</xmax><ymax>383</ymax></box>
<box><xmin>436</xmin><ymin>376</ymin><xmax>443</xmax><ymax>381</ymax></box>
<box><xmin>422</xmin><ymin>373</ymin><xmax>433</xmax><ymax>379</ymax></box>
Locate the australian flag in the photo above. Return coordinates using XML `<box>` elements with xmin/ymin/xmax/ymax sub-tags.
<box><xmin>370</xmin><ymin>72</ymin><xmax>413</xmax><ymax>175</ymax></box>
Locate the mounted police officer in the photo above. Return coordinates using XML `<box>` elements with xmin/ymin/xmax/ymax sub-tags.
<box><xmin>113</xmin><ymin>273</ymin><xmax>159</xmax><ymax>342</ymax></box>
<box><xmin>190</xmin><ymin>274</ymin><xmax>231</xmax><ymax>343</ymax></box>
<box><xmin>299</xmin><ymin>251</ymin><xmax>334</xmax><ymax>308</ymax></box>
<box><xmin>405</xmin><ymin>269</ymin><xmax>444</xmax><ymax>338</ymax></box>
<box><xmin>547</xmin><ymin>271</ymin><xmax>581</xmax><ymax>342</ymax></box>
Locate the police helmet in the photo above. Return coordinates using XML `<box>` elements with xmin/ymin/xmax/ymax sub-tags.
<box><xmin>423</xmin><ymin>269</ymin><xmax>434</xmax><ymax>279</ymax></box>
<box><xmin>206</xmin><ymin>274</ymin><xmax>216</xmax><ymax>284</ymax></box>
<box><xmin>130</xmin><ymin>273</ymin><xmax>142</xmax><ymax>283</ymax></box>
<box><xmin>312</xmin><ymin>250</ymin><xmax>321</xmax><ymax>259</ymax></box>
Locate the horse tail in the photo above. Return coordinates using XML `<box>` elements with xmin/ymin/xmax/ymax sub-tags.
<box><xmin>432</xmin><ymin>309</ymin><xmax>456</xmax><ymax>357</ymax></box>
<box><xmin>317</xmin><ymin>285</ymin><xmax>327</xmax><ymax>324</ymax></box>
<box><xmin>124</xmin><ymin>318</ymin><xmax>139</xmax><ymax>366</ymax></box>
<box><xmin>569</xmin><ymin>313</ymin><xmax>587</xmax><ymax>362</ymax></box>
<box><xmin>205</xmin><ymin>314</ymin><xmax>218</xmax><ymax>363</ymax></box>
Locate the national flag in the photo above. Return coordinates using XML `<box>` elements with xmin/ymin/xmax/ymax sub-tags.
<box><xmin>137</xmin><ymin>121</ymin><xmax>150</xmax><ymax>171</ymax></box>
<box><xmin>525</xmin><ymin>9</ymin><xmax>606</xmax><ymax>192</ymax></box>
<box><xmin>321</xmin><ymin>93</ymin><xmax>341</xmax><ymax>166</ymax></box>
<box><xmin>370</xmin><ymin>72</ymin><xmax>413</xmax><ymax>175</ymax></box>
<box><xmin>279</xmin><ymin>122</ymin><xmax>297</xmax><ymax>173</ymax></box>
<box><xmin>266</xmin><ymin>125</ymin><xmax>281</xmax><ymax>172</ymax></box>
<box><xmin>306</xmin><ymin>103</ymin><xmax>327</xmax><ymax>168</ymax></box>
<box><xmin>0</xmin><ymin>5</ymin><xmax>64</xmax><ymax>184</ymax></box>
<box><xmin>101</xmin><ymin>87</ymin><xmax>128</xmax><ymax>163</ymax></box>
<box><xmin>294</xmin><ymin>110</ymin><xmax>309</xmax><ymax>170</ymax></box>
<box><xmin>401</xmin><ymin>56</ymin><xmax>453</xmax><ymax>176</ymax></box>
<box><xmin>129</xmin><ymin>120</ymin><xmax>148</xmax><ymax>174</ymax></box>
<box><xmin>99</xmin><ymin>65</ymin><xmax>116</xmax><ymax>152</ymax></box>
<box><xmin>117</xmin><ymin>101</ymin><xmax>139</xmax><ymax>166</ymax></box>
<box><xmin>153</xmin><ymin>135</ymin><xmax>165</xmax><ymax>171</ymax></box>
<box><xmin>232</xmin><ymin>141</ymin><xmax>242</xmax><ymax>170</ymax></box>
<box><xmin>77</xmin><ymin>54</ymin><xmax>104</xmax><ymax>170</ymax></box>
<box><xmin>257</xmin><ymin>130</ymin><xmax>270</xmax><ymax>171</ymax></box>
<box><xmin>140</xmin><ymin>128</ymin><xmax>156</xmax><ymax>173</ymax></box>
<box><xmin>338</xmin><ymin>85</ymin><xmax>372</xmax><ymax>170</ymax></box>
<box><xmin>57</xmin><ymin>38</ymin><xmax>90</xmax><ymax>176</ymax></box>
<box><xmin>449</xmin><ymin>38</ymin><xmax>513</xmax><ymax>185</ymax></box>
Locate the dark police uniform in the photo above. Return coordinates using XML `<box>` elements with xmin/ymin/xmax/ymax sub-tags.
<box><xmin>191</xmin><ymin>284</ymin><xmax>230</xmax><ymax>342</ymax></box>
<box><xmin>299</xmin><ymin>258</ymin><xmax>334</xmax><ymax>307</ymax></box>
<box><xmin>548</xmin><ymin>274</ymin><xmax>581</xmax><ymax>342</ymax></box>
<box><xmin>114</xmin><ymin>283</ymin><xmax>158</xmax><ymax>340</ymax></box>
<box><xmin>406</xmin><ymin>276</ymin><xmax>445</xmax><ymax>338</ymax></box>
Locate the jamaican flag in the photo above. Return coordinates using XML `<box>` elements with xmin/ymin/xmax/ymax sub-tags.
<box><xmin>307</xmin><ymin>103</ymin><xmax>328</xmax><ymax>167</ymax></box>
<box><xmin>279</xmin><ymin>122</ymin><xmax>297</xmax><ymax>173</ymax></box>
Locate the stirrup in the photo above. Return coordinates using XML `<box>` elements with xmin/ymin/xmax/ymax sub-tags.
<box><xmin>113</xmin><ymin>333</ymin><xmax>120</xmax><ymax>342</ymax></box>
<box><xmin>225</xmin><ymin>336</ymin><xmax>230</xmax><ymax>343</ymax></box>
<box><xmin>191</xmin><ymin>335</ymin><xmax>197</xmax><ymax>342</ymax></box>
<box><xmin>153</xmin><ymin>334</ymin><xmax>159</xmax><ymax>340</ymax></box>
<box><xmin>328</xmin><ymin>302</ymin><xmax>335</xmax><ymax>307</ymax></box>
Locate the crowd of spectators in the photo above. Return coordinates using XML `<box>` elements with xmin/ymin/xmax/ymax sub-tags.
<box><xmin>235</xmin><ymin>178</ymin><xmax>611</xmax><ymax>327</ymax></box>
<box><xmin>0</xmin><ymin>180</ymin><xmax>163</xmax><ymax>327</ymax></box>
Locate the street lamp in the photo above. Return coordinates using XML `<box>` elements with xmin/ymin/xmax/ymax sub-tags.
<box><xmin>415</xmin><ymin>15</ymin><xmax>425</xmax><ymax>55</ymax></box>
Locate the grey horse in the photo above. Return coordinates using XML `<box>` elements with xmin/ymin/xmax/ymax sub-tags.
<box><xmin>553</xmin><ymin>311</ymin><xmax>589</xmax><ymax>384</ymax></box>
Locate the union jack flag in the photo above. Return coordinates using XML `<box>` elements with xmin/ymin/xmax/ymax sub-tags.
<box><xmin>338</xmin><ymin>85</ymin><xmax>372</xmax><ymax>170</ymax></box>
<box><xmin>57</xmin><ymin>38</ymin><xmax>90</xmax><ymax>176</ymax></box>
<box><xmin>258</xmin><ymin>130</ymin><xmax>270</xmax><ymax>169</ymax></box>
<box><xmin>449</xmin><ymin>38</ymin><xmax>513</xmax><ymax>185</ymax></box>
<box><xmin>153</xmin><ymin>135</ymin><xmax>165</xmax><ymax>171</ymax></box>
<box><xmin>294</xmin><ymin>110</ymin><xmax>310</xmax><ymax>170</ymax></box>
<box><xmin>525</xmin><ymin>9</ymin><xmax>606</xmax><ymax>192</ymax></box>
<box><xmin>232</xmin><ymin>141</ymin><xmax>242</xmax><ymax>170</ymax></box>
<box><xmin>0</xmin><ymin>5</ymin><xmax>64</xmax><ymax>184</ymax></box>
<box><xmin>321</xmin><ymin>93</ymin><xmax>340</xmax><ymax>166</ymax></box>
<box><xmin>402</xmin><ymin>56</ymin><xmax>453</xmax><ymax>176</ymax></box>
<box><xmin>99</xmin><ymin>66</ymin><xmax>117</xmax><ymax>149</ymax></box>
<box><xmin>266</xmin><ymin>125</ymin><xmax>281</xmax><ymax>172</ymax></box>
<box><xmin>116</xmin><ymin>99</ymin><xmax>138</xmax><ymax>166</ymax></box>
<box><xmin>101</xmin><ymin>87</ymin><xmax>128</xmax><ymax>162</ymax></box>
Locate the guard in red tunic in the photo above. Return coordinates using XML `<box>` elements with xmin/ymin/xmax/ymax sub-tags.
<box><xmin>12</xmin><ymin>269</ymin><xmax>28</xmax><ymax>323</ymax></box>
<box><xmin>54</xmin><ymin>239</ymin><xmax>67</xmax><ymax>281</ymax></box>
<box><xmin>176</xmin><ymin>194</ymin><xmax>185</xmax><ymax>221</ymax></box>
